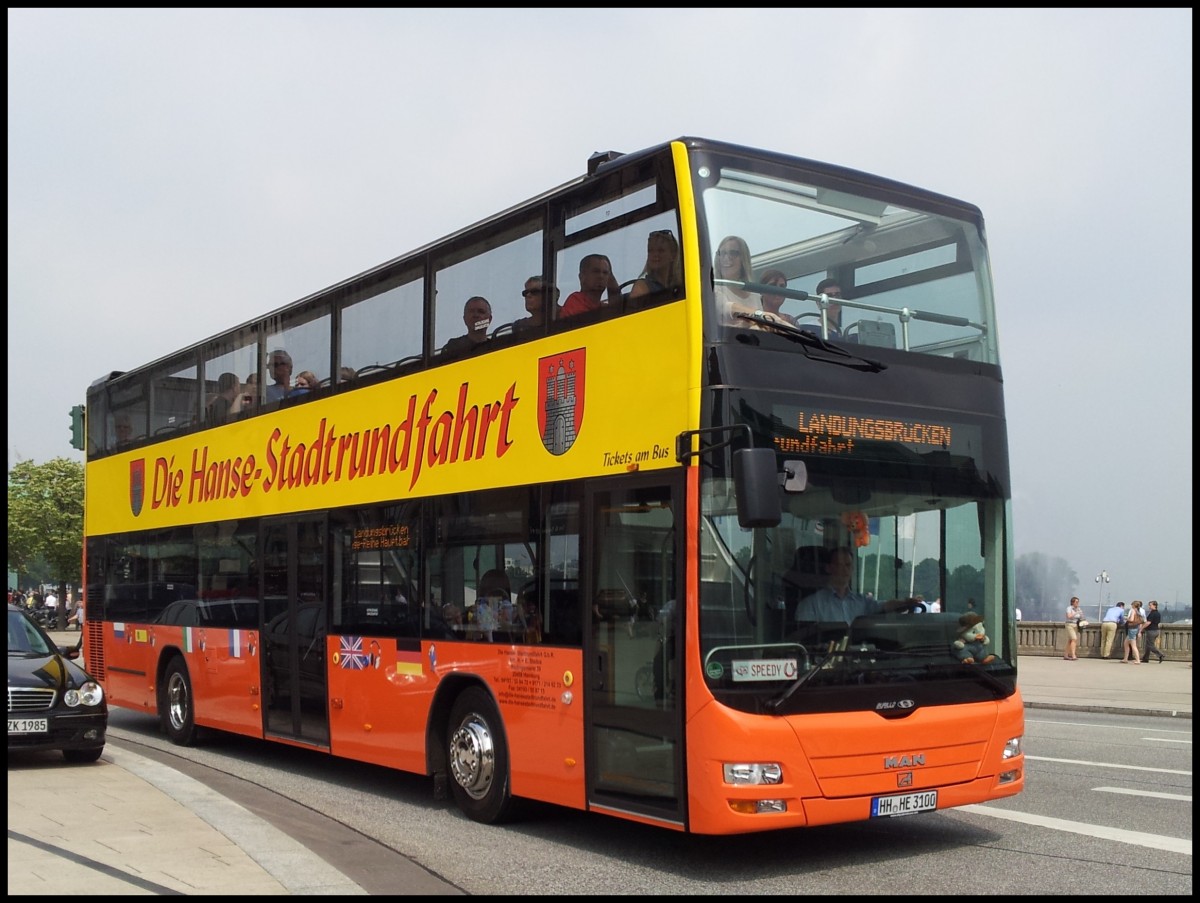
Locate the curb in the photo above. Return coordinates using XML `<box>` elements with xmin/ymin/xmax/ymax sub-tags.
<box><xmin>1023</xmin><ymin>701</ymin><xmax>1191</xmax><ymax>719</ymax></box>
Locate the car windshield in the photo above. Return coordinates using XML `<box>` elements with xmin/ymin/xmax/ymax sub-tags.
<box><xmin>7</xmin><ymin>608</ymin><xmax>54</xmax><ymax>655</ymax></box>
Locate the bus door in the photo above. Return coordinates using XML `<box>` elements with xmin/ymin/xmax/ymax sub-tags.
<box><xmin>585</xmin><ymin>474</ymin><xmax>685</xmax><ymax>826</ymax></box>
<box><xmin>261</xmin><ymin>514</ymin><xmax>330</xmax><ymax>747</ymax></box>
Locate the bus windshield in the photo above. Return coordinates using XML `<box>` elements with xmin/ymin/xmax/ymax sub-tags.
<box><xmin>697</xmin><ymin>382</ymin><xmax>1014</xmax><ymax>714</ymax></box>
<box><xmin>697</xmin><ymin>152</ymin><xmax>997</xmax><ymax>364</ymax></box>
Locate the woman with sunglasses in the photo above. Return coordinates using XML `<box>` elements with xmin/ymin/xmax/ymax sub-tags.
<box><xmin>513</xmin><ymin>275</ymin><xmax>559</xmax><ymax>333</ymax></box>
<box><xmin>628</xmin><ymin>230</ymin><xmax>682</xmax><ymax>302</ymax></box>
<box><xmin>713</xmin><ymin>235</ymin><xmax>759</xmax><ymax>326</ymax></box>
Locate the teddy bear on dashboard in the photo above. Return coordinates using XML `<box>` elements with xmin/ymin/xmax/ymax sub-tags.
<box><xmin>952</xmin><ymin>612</ymin><xmax>996</xmax><ymax>664</ymax></box>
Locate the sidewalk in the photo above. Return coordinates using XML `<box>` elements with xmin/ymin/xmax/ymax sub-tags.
<box><xmin>1016</xmin><ymin>652</ymin><xmax>1192</xmax><ymax>718</ymax></box>
<box><xmin>9</xmin><ymin>637</ymin><xmax>1190</xmax><ymax>895</ymax></box>
<box><xmin>8</xmin><ymin>745</ymin><xmax>363</xmax><ymax>895</ymax></box>
<box><xmin>9</xmin><ymin>630</ymin><xmax>462</xmax><ymax>897</ymax></box>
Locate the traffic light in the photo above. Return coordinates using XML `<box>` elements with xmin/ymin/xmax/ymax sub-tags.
<box><xmin>69</xmin><ymin>404</ymin><xmax>85</xmax><ymax>450</ymax></box>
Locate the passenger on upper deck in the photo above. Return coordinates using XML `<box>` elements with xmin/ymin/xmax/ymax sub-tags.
<box><xmin>206</xmin><ymin>372</ymin><xmax>246</xmax><ymax>423</ymax></box>
<box><xmin>289</xmin><ymin>370</ymin><xmax>318</xmax><ymax>396</ymax></box>
<box><xmin>113</xmin><ymin>412</ymin><xmax>138</xmax><ymax>448</ymax></box>
<box><xmin>799</xmin><ymin>277</ymin><xmax>847</xmax><ymax>341</ymax></box>
<box><xmin>513</xmin><ymin>275</ymin><xmax>559</xmax><ymax>333</ymax></box>
<box><xmin>441</xmin><ymin>296</ymin><xmax>493</xmax><ymax>356</ymax></box>
<box><xmin>265</xmin><ymin>350</ymin><xmax>293</xmax><ymax>402</ymax></box>
<box><xmin>713</xmin><ymin>235</ymin><xmax>759</xmax><ymax>326</ymax></box>
<box><xmin>239</xmin><ymin>373</ymin><xmax>258</xmax><ymax>412</ymax></box>
<box><xmin>757</xmin><ymin>268</ymin><xmax>797</xmax><ymax>326</ymax></box>
<box><xmin>628</xmin><ymin>230</ymin><xmax>682</xmax><ymax>302</ymax></box>
<box><xmin>560</xmin><ymin>254</ymin><xmax>622</xmax><ymax>319</ymax></box>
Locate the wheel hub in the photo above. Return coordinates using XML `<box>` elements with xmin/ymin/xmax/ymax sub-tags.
<box><xmin>167</xmin><ymin>672</ymin><xmax>189</xmax><ymax>731</ymax></box>
<box><xmin>449</xmin><ymin>714</ymin><xmax>495</xmax><ymax>800</ymax></box>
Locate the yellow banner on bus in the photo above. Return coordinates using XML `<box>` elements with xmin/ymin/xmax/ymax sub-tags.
<box><xmin>86</xmin><ymin>305</ymin><xmax>696</xmax><ymax>536</ymax></box>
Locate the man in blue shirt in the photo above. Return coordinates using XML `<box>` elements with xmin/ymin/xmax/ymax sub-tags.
<box><xmin>794</xmin><ymin>546</ymin><xmax>912</xmax><ymax>624</ymax></box>
<box><xmin>1100</xmin><ymin>601</ymin><xmax>1126</xmax><ymax>659</ymax></box>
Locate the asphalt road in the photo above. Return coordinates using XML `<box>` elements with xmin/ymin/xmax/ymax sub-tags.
<box><xmin>94</xmin><ymin>705</ymin><xmax>1192</xmax><ymax>895</ymax></box>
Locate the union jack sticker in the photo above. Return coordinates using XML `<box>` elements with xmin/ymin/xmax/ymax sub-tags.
<box><xmin>338</xmin><ymin>635</ymin><xmax>369</xmax><ymax>670</ymax></box>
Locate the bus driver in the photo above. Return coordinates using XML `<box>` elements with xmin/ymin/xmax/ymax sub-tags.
<box><xmin>795</xmin><ymin>546</ymin><xmax>916</xmax><ymax>624</ymax></box>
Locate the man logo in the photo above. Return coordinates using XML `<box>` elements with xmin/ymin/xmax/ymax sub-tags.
<box><xmin>129</xmin><ymin>459</ymin><xmax>145</xmax><ymax>516</ymax></box>
<box><xmin>538</xmin><ymin>348</ymin><xmax>586</xmax><ymax>455</ymax></box>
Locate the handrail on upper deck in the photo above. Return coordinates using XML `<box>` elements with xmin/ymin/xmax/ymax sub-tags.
<box><xmin>715</xmin><ymin>278</ymin><xmax>988</xmax><ymax>350</ymax></box>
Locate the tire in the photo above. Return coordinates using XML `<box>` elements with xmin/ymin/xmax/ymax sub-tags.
<box><xmin>64</xmin><ymin>746</ymin><xmax>104</xmax><ymax>764</ymax></box>
<box><xmin>159</xmin><ymin>655</ymin><xmax>198</xmax><ymax>746</ymax></box>
<box><xmin>446</xmin><ymin>686</ymin><xmax>516</xmax><ymax>824</ymax></box>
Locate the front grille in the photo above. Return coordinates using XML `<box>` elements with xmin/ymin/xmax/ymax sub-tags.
<box><xmin>8</xmin><ymin>687</ymin><xmax>56</xmax><ymax>713</ymax></box>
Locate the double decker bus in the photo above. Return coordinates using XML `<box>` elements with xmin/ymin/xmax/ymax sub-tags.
<box><xmin>82</xmin><ymin>137</ymin><xmax>1023</xmax><ymax>834</ymax></box>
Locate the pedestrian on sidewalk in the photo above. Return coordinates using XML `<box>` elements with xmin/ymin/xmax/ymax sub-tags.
<box><xmin>1100</xmin><ymin>601</ymin><xmax>1126</xmax><ymax>658</ymax></box>
<box><xmin>67</xmin><ymin>595</ymin><xmax>85</xmax><ymax>631</ymax></box>
<box><xmin>1064</xmin><ymin>596</ymin><xmax>1085</xmax><ymax>660</ymax></box>
<box><xmin>1121</xmin><ymin>600</ymin><xmax>1144</xmax><ymax>663</ymax></box>
<box><xmin>1142</xmin><ymin>600</ymin><xmax>1165</xmax><ymax>663</ymax></box>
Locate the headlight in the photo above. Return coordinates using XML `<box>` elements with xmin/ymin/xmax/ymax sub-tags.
<box><xmin>65</xmin><ymin>681</ymin><xmax>105</xmax><ymax>707</ymax></box>
<box><xmin>1002</xmin><ymin>735</ymin><xmax>1022</xmax><ymax>759</ymax></box>
<box><xmin>723</xmin><ymin>763</ymin><xmax>783</xmax><ymax>785</ymax></box>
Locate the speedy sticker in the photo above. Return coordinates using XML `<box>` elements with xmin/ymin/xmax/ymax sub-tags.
<box><xmin>730</xmin><ymin>659</ymin><xmax>799</xmax><ymax>682</ymax></box>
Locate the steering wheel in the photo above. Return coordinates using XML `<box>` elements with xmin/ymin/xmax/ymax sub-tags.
<box><xmin>895</xmin><ymin>598</ymin><xmax>929</xmax><ymax>614</ymax></box>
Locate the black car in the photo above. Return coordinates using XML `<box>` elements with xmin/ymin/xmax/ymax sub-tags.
<box><xmin>7</xmin><ymin>603</ymin><xmax>107</xmax><ymax>762</ymax></box>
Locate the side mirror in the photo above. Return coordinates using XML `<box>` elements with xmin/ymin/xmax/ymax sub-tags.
<box><xmin>733</xmin><ymin>448</ymin><xmax>781</xmax><ymax>528</ymax></box>
<box><xmin>782</xmin><ymin>459</ymin><xmax>808</xmax><ymax>492</ymax></box>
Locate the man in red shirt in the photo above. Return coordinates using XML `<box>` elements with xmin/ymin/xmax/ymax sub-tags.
<box><xmin>560</xmin><ymin>254</ymin><xmax>622</xmax><ymax>318</ymax></box>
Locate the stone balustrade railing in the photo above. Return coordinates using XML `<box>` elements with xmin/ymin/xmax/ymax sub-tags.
<box><xmin>1018</xmin><ymin>621</ymin><xmax>1192</xmax><ymax>660</ymax></box>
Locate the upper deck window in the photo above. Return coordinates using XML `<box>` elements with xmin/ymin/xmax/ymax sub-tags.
<box><xmin>698</xmin><ymin>159</ymin><xmax>998</xmax><ymax>365</ymax></box>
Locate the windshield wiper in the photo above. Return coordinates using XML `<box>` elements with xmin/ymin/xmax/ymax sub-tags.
<box><xmin>765</xmin><ymin>643</ymin><xmax>847</xmax><ymax>711</ymax></box>
<box><xmin>733</xmin><ymin>309</ymin><xmax>887</xmax><ymax>373</ymax></box>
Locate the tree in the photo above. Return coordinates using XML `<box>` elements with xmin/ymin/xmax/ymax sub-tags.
<box><xmin>8</xmin><ymin>458</ymin><xmax>84</xmax><ymax>628</ymax></box>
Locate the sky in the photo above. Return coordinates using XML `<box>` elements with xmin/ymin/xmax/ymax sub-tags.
<box><xmin>8</xmin><ymin>9</ymin><xmax>1192</xmax><ymax>610</ymax></box>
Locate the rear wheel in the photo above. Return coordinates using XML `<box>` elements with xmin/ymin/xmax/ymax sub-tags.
<box><xmin>446</xmin><ymin>686</ymin><xmax>516</xmax><ymax>824</ymax></box>
<box><xmin>159</xmin><ymin>656</ymin><xmax>198</xmax><ymax>745</ymax></box>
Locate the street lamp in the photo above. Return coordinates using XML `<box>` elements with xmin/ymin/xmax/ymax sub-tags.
<box><xmin>1095</xmin><ymin>570</ymin><xmax>1111</xmax><ymax>621</ymax></box>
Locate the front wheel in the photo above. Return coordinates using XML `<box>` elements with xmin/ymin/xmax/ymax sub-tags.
<box><xmin>446</xmin><ymin>686</ymin><xmax>516</xmax><ymax>824</ymax></box>
<box><xmin>159</xmin><ymin>655</ymin><xmax>198</xmax><ymax>745</ymax></box>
